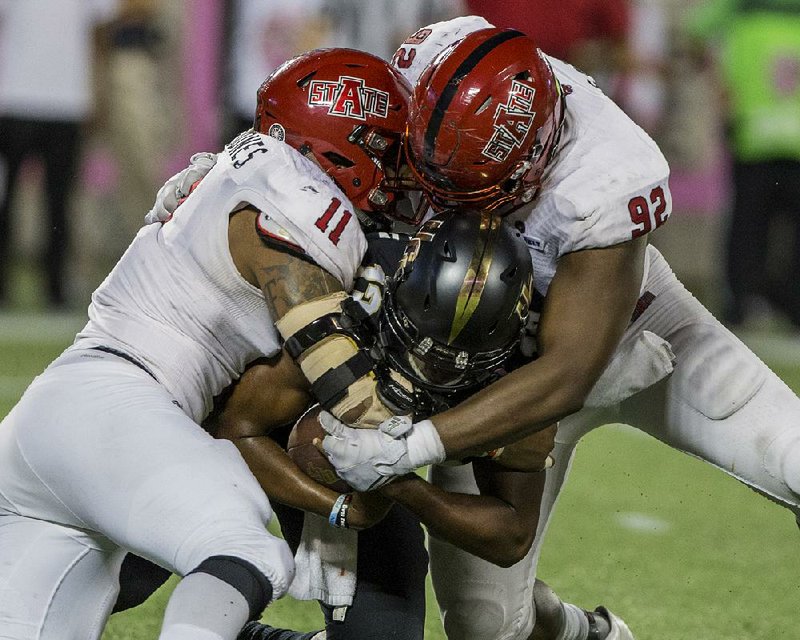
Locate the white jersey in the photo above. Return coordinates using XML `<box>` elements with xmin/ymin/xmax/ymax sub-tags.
<box><xmin>393</xmin><ymin>17</ymin><xmax>671</xmax><ymax>297</ymax></box>
<box><xmin>396</xmin><ymin>20</ymin><xmax>800</xmax><ymax>640</ymax></box>
<box><xmin>392</xmin><ymin>14</ymin><xmax>492</xmax><ymax>83</ymax></box>
<box><xmin>509</xmin><ymin>57</ymin><xmax>671</xmax><ymax>296</ymax></box>
<box><xmin>72</xmin><ymin>131</ymin><xmax>366</xmax><ymax>422</ymax></box>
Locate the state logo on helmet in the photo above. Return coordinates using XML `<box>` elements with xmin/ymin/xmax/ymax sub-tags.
<box><xmin>405</xmin><ymin>28</ymin><xmax>565</xmax><ymax>217</ymax></box>
<box><xmin>254</xmin><ymin>48</ymin><xmax>414</xmax><ymax>218</ymax></box>
<box><xmin>379</xmin><ymin>210</ymin><xmax>533</xmax><ymax>396</ymax></box>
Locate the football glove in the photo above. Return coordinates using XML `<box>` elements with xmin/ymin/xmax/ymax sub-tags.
<box><xmin>144</xmin><ymin>152</ymin><xmax>218</xmax><ymax>224</ymax></box>
<box><xmin>319</xmin><ymin>412</ymin><xmax>445</xmax><ymax>491</ymax></box>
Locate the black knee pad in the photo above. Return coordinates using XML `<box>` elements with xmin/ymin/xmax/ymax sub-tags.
<box><xmin>188</xmin><ymin>555</ymin><xmax>273</xmax><ymax>620</ymax></box>
<box><xmin>113</xmin><ymin>553</ymin><xmax>172</xmax><ymax>613</ymax></box>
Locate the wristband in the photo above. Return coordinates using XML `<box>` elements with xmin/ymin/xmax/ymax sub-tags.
<box><xmin>328</xmin><ymin>493</ymin><xmax>353</xmax><ymax>529</ymax></box>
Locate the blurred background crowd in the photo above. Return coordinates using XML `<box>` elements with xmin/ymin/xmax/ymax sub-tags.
<box><xmin>1</xmin><ymin>0</ymin><xmax>799</xmax><ymax>337</ymax></box>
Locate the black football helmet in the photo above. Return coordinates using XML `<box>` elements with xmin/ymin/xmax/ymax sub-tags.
<box><xmin>378</xmin><ymin>210</ymin><xmax>533</xmax><ymax>399</ymax></box>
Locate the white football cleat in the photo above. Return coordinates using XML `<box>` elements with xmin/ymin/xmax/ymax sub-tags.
<box><xmin>593</xmin><ymin>606</ymin><xmax>635</xmax><ymax>640</ymax></box>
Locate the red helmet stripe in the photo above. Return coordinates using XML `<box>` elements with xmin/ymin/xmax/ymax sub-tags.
<box><xmin>424</xmin><ymin>29</ymin><xmax>526</xmax><ymax>161</ymax></box>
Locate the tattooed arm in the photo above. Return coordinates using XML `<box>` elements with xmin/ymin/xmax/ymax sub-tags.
<box><xmin>218</xmin><ymin>208</ymin><xmax>394</xmax><ymax>524</ymax></box>
<box><xmin>229</xmin><ymin>207</ymin><xmax>393</xmax><ymax>425</ymax></box>
<box><xmin>258</xmin><ymin>250</ymin><xmax>342</xmax><ymax>321</ymax></box>
<box><xmin>228</xmin><ymin>207</ymin><xmax>343</xmax><ymax>317</ymax></box>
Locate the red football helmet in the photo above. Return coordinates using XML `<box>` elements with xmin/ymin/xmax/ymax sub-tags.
<box><xmin>254</xmin><ymin>48</ymin><xmax>413</xmax><ymax>215</ymax></box>
<box><xmin>405</xmin><ymin>28</ymin><xmax>565</xmax><ymax>216</ymax></box>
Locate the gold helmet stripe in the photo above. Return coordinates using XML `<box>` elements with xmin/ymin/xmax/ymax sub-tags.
<box><xmin>448</xmin><ymin>212</ymin><xmax>499</xmax><ymax>344</ymax></box>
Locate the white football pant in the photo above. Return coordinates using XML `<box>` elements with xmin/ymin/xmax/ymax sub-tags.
<box><xmin>0</xmin><ymin>353</ymin><xmax>295</xmax><ymax>640</ymax></box>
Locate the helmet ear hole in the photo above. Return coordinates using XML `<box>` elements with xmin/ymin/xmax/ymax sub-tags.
<box><xmin>501</xmin><ymin>264</ymin><xmax>518</xmax><ymax>282</ymax></box>
<box><xmin>475</xmin><ymin>96</ymin><xmax>493</xmax><ymax>115</ymax></box>
<box><xmin>322</xmin><ymin>151</ymin><xmax>355</xmax><ymax>168</ymax></box>
<box><xmin>441</xmin><ymin>240</ymin><xmax>455</xmax><ymax>261</ymax></box>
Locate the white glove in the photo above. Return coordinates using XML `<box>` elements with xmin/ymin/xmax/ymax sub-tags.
<box><xmin>144</xmin><ymin>152</ymin><xmax>218</xmax><ymax>224</ymax></box>
<box><xmin>319</xmin><ymin>413</ymin><xmax>446</xmax><ymax>491</ymax></box>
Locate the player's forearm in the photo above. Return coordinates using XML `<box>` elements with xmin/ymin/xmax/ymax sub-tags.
<box><xmin>433</xmin><ymin>240</ymin><xmax>647</xmax><ymax>459</ymax></box>
<box><xmin>234</xmin><ymin>436</ymin><xmax>339</xmax><ymax>518</ymax></box>
<box><xmin>380</xmin><ymin>474</ymin><xmax>535</xmax><ymax>567</ymax></box>
<box><xmin>432</xmin><ymin>356</ymin><xmax>583</xmax><ymax>458</ymax></box>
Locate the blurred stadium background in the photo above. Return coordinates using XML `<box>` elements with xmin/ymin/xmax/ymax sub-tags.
<box><xmin>1</xmin><ymin>0</ymin><xmax>799</xmax><ymax>638</ymax></box>
<box><xmin>0</xmin><ymin>0</ymin><xmax>778</xmax><ymax>322</ymax></box>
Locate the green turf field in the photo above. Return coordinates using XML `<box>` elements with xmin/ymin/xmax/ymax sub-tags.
<box><xmin>1</xmin><ymin>313</ymin><xmax>798</xmax><ymax>640</ymax></box>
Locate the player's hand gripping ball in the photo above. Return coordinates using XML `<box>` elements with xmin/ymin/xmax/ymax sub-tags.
<box><xmin>287</xmin><ymin>406</ymin><xmax>352</xmax><ymax>493</ymax></box>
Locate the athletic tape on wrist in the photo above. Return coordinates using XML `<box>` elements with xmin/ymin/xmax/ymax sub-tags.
<box><xmin>406</xmin><ymin>419</ymin><xmax>447</xmax><ymax>467</ymax></box>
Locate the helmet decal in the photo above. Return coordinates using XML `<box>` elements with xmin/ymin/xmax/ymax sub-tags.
<box><xmin>398</xmin><ymin>217</ymin><xmax>443</xmax><ymax>271</ymax></box>
<box><xmin>483</xmin><ymin>79</ymin><xmax>537</xmax><ymax>162</ymax></box>
<box><xmin>268</xmin><ymin>123</ymin><xmax>286</xmax><ymax>141</ymax></box>
<box><xmin>514</xmin><ymin>276</ymin><xmax>533</xmax><ymax>323</ymax></box>
<box><xmin>254</xmin><ymin>48</ymin><xmax>411</xmax><ymax>214</ymax></box>
<box><xmin>424</xmin><ymin>29</ymin><xmax>525</xmax><ymax>160</ymax></box>
<box><xmin>308</xmin><ymin>76</ymin><xmax>389</xmax><ymax>120</ymax></box>
<box><xmin>449</xmin><ymin>212</ymin><xmax>499</xmax><ymax>344</ymax></box>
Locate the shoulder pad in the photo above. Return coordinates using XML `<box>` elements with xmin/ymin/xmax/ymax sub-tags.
<box><xmin>220</xmin><ymin>132</ymin><xmax>367</xmax><ymax>288</ymax></box>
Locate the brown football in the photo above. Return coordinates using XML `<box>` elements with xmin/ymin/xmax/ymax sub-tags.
<box><xmin>287</xmin><ymin>406</ymin><xmax>351</xmax><ymax>494</ymax></box>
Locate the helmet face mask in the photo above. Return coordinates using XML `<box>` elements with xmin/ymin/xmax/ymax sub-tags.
<box><xmin>357</xmin><ymin>126</ymin><xmax>424</xmax><ymax>215</ymax></box>
<box><xmin>381</xmin><ymin>289</ymin><xmax>513</xmax><ymax>394</ymax></box>
<box><xmin>378</xmin><ymin>210</ymin><xmax>533</xmax><ymax>395</ymax></box>
<box><xmin>404</xmin><ymin>28</ymin><xmax>566</xmax><ymax>217</ymax></box>
<box><xmin>253</xmin><ymin>48</ymin><xmax>414</xmax><ymax>218</ymax></box>
<box><xmin>406</xmin><ymin>351</ymin><xmax>465</xmax><ymax>388</ymax></box>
